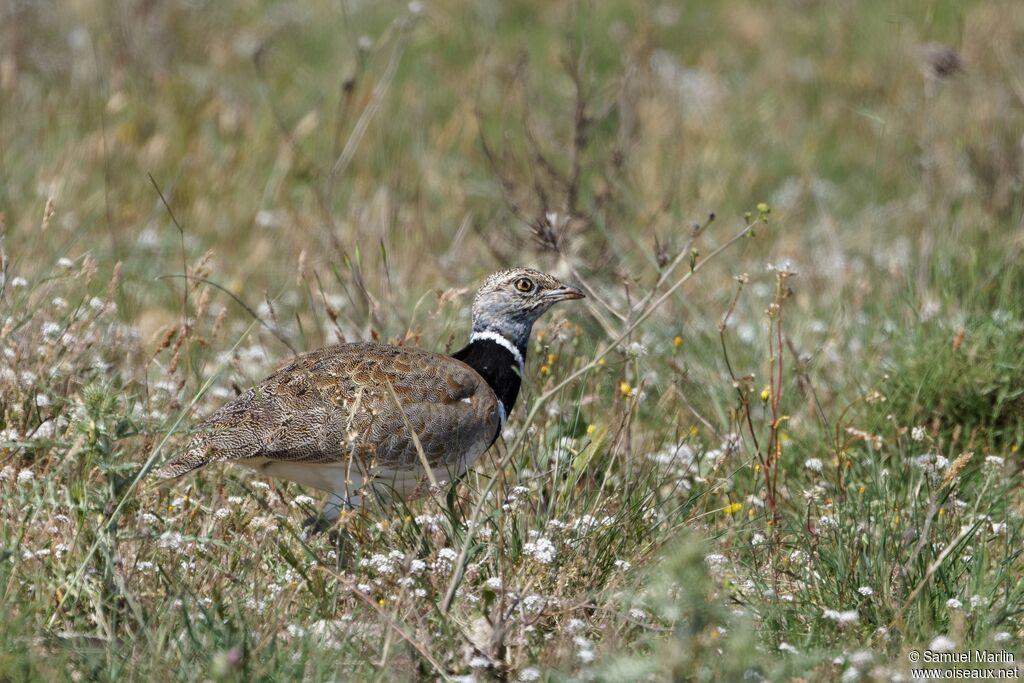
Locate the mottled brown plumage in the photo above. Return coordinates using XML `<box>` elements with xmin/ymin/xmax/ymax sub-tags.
<box><xmin>158</xmin><ymin>268</ymin><xmax>584</xmax><ymax>518</ymax></box>
<box><xmin>159</xmin><ymin>343</ymin><xmax>500</xmax><ymax>500</ymax></box>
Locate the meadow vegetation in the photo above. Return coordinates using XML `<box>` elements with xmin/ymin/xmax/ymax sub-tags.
<box><xmin>1</xmin><ymin>0</ymin><xmax>1023</xmax><ymax>680</ymax></box>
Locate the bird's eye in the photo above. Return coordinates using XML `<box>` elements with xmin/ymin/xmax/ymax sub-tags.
<box><xmin>514</xmin><ymin>277</ymin><xmax>534</xmax><ymax>293</ymax></box>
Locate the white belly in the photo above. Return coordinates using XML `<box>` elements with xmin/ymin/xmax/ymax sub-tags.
<box><xmin>238</xmin><ymin>437</ymin><xmax>492</xmax><ymax>504</ymax></box>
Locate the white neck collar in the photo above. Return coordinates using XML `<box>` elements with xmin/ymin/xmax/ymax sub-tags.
<box><xmin>470</xmin><ymin>330</ymin><xmax>525</xmax><ymax>375</ymax></box>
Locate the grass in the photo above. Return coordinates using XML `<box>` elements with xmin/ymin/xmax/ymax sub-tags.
<box><xmin>1</xmin><ymin>0</ymin><xmax>1023</xmax><ymax>680</ymax></box>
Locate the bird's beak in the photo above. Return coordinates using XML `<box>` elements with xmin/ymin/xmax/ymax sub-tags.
<box><xmin>545</xmin><ymin>284</ymin><xmax>585</xmax><ymax>302</ymax></box>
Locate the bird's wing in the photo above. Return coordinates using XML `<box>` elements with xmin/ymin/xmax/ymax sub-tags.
<box><xmin>157</xmin><ymin>342</ymin><xmax>500</xmax><ymax>479</ymax></box>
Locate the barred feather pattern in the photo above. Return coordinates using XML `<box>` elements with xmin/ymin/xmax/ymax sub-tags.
<box><xmin>158</xmin><ymin>342</ymin><xmax>500</xmax><ymax>498</ymax></box>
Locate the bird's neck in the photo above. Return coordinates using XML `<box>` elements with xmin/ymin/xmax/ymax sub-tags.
<box><xmin>452</xmin><ymin>329</ymin><xmax>527</xmax><ymax>426</ymax></box>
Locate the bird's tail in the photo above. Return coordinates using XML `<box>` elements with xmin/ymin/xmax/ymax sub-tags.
<box><xmin>154</xmin><ymin>438</ymin><xmax>212</xmax><ymax>480</ymax></box>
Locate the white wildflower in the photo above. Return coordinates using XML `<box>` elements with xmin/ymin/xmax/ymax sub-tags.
<box><xmin>913</xmin><ymin>453</ymin><xmax>949</xmax><ymax>473</ymax></box>
<box><xmin>503</xmin><ymin>486</ymin><xmax>531</xmax><ymax>512</ymax></box>
<box><xmin>857</xmin><ymin>586</ymin><xmax>874</xmax><ymax>597</ymax></box>
<box><xmin>42</xmin><ymin>322</ymin><xmax>63</xmax><ymax>339</ymax></box>
<box><xmin>911</xmin><ymin>426</ymin><xmax>927</xmax><ymax>441</ymax></box>
<box><xmin>11</xmin><ymin>277</ymin><xmax>28</xmax><ymax>288</ymax></box>
<box><xmin>627</xmin><ymin>608</ymin><xmax>646</xmax><ymax>621</ymax></box>
<box><xmin>543</xmin><ymin>520</ymin><xmax>565</xmax><ymax>534</ymax></box>
<box><xmin>158</xmin><ymin>531</ymin><xmax>185</xmax><ymax>550</ymax></box>
<box><xmin>523</xmin><ymin>537</ymin><xmax>557</xmax><ymax>564</ymax></box>
<box><xmin>704</xmin><ymin>553</ymin><xmax>728</xmax><ymax>570</ymax></box>
<box><xmin>804</xmin><ymin>457</ymin><xmax>824</xmax><ymax>473</ymax></box>
<box><xmin>823</xmin><ymin>609</ymin><xmax>859</xmax><ymax>624</ymax></box>
<box><xmin>245</xmin><ymin>597</ymin><xmax>268</xmax><ymax>613</ymax></box>
<box><xmin>778</xmin><ymin>642</ymin><xmax>798</xmax><ymax>654</ymax></box>
<box><xmin>213</xmin><ymin>508</ymin><xmax>231</xmax><ymax>520</ymax></box>
<box><xmin>614</xmin><ymin>559</ymin><xmax>632</xmax><ymax>571</ymax></box>
<box><xmin>290</xmin><ymin>495</ymin><xmax>316</xmax><ymax>508</ymax></box>
<box><xmin>751</xmin><ymin>533</ymin><xmax>766</xmax><ymax>547</ymax></box>
<box><xmin>518</xmin><ymin>668</ymin><xmax>541</xmax><ymax>682</ymax></box>
<box><xmin>626</xmin><ymin>342</ymin><xmax>648</xmax><ymax>356</ymax></box>
<box><xmin>17</xmin><ymin>469</ymin><xmax>35</xmax><ymax>483</ymax></box>
<box><xmin>647</xmin><ymin>442</ymin><xmax>696</xmax><ymax>477</ymax></box>
<box><xmin>929</xmin><ymin>635</ymin><xmax>956</xmax><ymax>652</ymax></box>
<box><xmin>468</xmin><ymin>656</ymin><xmax>490</xmax><ymax>669</ymax></box>
<box><xmin>573</xmin><ymin>514</ymin><xmax>613</xmax><ymax>535</ymax></box>
<box><xmin>415</xmin><ymin>514</ymin><xmax>443</xmax><ymax>533</ymax></box>
<box><xmin>210</xmin><ymin>386</ymin><xmax>233</xmax><ymax>400</ymax></box>
<box><xmin>522</xmin><ymin>594</ymin><xmax>547</xmax><ymax>613</ymax></box>
<box><xmin>766</xmin><ymin>260</ymin><xmax>796</xmax><ymax>274</ymax></box>
<box><xmin>485</xmin><ymin>576</ymin><xmax>502</xmax><ymax>591</ymax></box>
<box><xmin>984</xmin><ymin>455</ymin><xmax>1005</xmax><ymax>469</ymax></box>
<box><xmin>434</xmin><ymin>548</ymin><xmax>458</xmax><ymax>574</ymax></box>
<box><xmin>993</xmin><ymin>631</ymin><xmax>1011</xmax><ymax>643</ymax></box>
<box><xmin>818</xmin><ymin>515</ymin><xmax>838</xmax><ymax>529</ymax></box>
<box><xmin>945</xmin><ymin>598</ymin><xmax>962</xmax><ymax>610</ymax></box>
<box><xmin>573</xmin><ymin>636</ymin><xmax>594</xmax><ymax>664</ymax></box>
<box><xmin>363</xmin><ymin>551</ymin><xmax>404</xmax><ymax>575</ymax></box>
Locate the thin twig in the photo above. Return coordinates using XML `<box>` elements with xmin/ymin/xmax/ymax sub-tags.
<box><xmin>156</xmin><ymin>274</ymin><xmax>297</xmax><ymax>355</ymax></box>
<box><xmin>327</xmin><ymin>22</ymin><xmax>408</xmax><ymax>195</ymax></box>
<box><xmin>320</xmin><ymin>568</ymin><xmax>452</xmax><ymax>679</ymax></box>
<box><xmin>147</xmin><ymin>173</ymin><xmax>191</xmax><ymax>330</ymax></box>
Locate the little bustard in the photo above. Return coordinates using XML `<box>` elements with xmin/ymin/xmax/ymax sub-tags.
<box><xmin>158</xmin><ymin>268</ymin><xmax>584</xmax><ymax>524</ymax></box>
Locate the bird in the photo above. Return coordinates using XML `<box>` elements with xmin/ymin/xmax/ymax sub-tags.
<box><xmin>157</xmin><ymin>267</ymin><xmax>584</xmax><ymax>526</ymax></box>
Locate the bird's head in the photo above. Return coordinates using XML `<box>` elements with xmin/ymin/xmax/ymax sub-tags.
<box><xmin>471</xmin><ymin>268</ymin><xmax>584</xmax><ymax>349</ymax></box>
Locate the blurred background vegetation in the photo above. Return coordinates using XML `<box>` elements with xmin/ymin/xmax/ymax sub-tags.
<box><xmin>1</xmin><ymin>0</ymin><xmax>1022</xmax><ymax>680</ymax></box>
